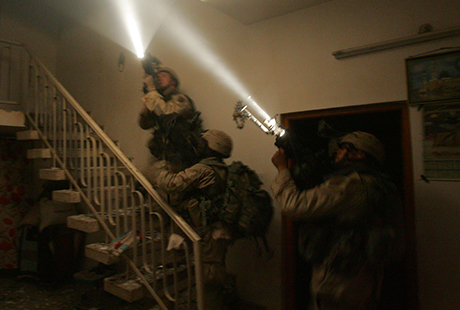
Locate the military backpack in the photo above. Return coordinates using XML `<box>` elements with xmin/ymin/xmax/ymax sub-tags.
<box><xmin>203</xmin><ymin>161</ymin><xmax>274</xmax><ymax>252</ymax></box>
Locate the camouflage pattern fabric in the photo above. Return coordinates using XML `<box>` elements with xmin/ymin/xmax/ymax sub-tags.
<box><xmin>202</xmin><ymin>161</ymin><xmax>274</xmax><ymax>251</ymax></box>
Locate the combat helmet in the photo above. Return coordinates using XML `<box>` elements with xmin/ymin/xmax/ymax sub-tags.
<box><xmin>202</xmin><ymin>129</ymin><xmax>233</xmax><ymax>158</ymax></box>
<box><xmin>339</xmin><ymin>131</ymin><xmax>385</xmax><ymax>164</ymax></box>
<box><xmin>157</xmin><ymin>67</ymin><xmax>180</xmax><ymax>87</ymax></box>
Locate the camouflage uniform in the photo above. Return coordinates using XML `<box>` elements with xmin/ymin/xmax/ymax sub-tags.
<box><xmin>146</xmin><ymin>157</ymin><xmax>235</xmax><ymax>310</ymax></box>
<box><xmin>139</xmin><ymin>88</ymin><xmax>202</xmax><ymax>168</ymax></box>
<box><xmin>271</xmin><ymin>164</ymin><xmax>402</xmax><ymax>310</ymax></box>
<box><xmin>139</xmin><ymin>88</ymin><xmax>194</xmax><ymax>120</ymax></box>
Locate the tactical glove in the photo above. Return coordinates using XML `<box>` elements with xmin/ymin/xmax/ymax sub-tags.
<box><xmin>143</xmin><ymin>74</ymin><xmax>156</xmax><ymax>93</ymax></box>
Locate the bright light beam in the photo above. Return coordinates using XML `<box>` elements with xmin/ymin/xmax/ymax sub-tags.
<box><xmin>157</xmin><ymin>9</ymin><xmax>277</xmax><ymax>122</ymax></box>
<box><xmin>117</xmin><ymin>1</ymin><xmax>281</xmax><ymax>132</ymax></box>
<box><xmin>116</xmin><ymin>0</ymin><xmax>144</xmax><ymax>58</ymax></box>
<box><xmin>126</xmin><ymin>14</ymin><xmax>144</xmax><ymax>58</ymax></box>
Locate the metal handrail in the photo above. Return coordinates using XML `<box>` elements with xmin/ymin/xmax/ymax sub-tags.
<box><xmin>1</xmin><ymin>37</ymin><xmax>200</xmax><ymax>240</ymax></box>
<box><xmin>23</xmin><ymin>44</ymin><xmax>200</xmax><ymax>243</ymax></box>
<box><xmin>1</xmin><ymin>38</ymin><xmax>204</xmax><ymax>310</ymax></box>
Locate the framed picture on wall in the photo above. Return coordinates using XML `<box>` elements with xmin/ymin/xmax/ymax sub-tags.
<box><xmin>423</xmin><ymin>103</ymin><xmax>460</xmax><ymax>180</ymax></box>
<box><xmin>406</xmin><ymin>49</ymin><xmax>460</xmax><ymax>105</ymax></box>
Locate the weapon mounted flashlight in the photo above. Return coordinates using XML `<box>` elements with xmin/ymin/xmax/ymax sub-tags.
<box><xmin>141</xmin><ymin>53</ymin><xmax>162</xmax><ymax>77</ymax></box>
<box><xmin>233</xmin><ymin>98</ymin><xmax>300</xmax><ymax>158</ymax></box>
<box><xmin>233</xmin><ymin>98</ymin><xmax>332</xmax><ymax>189</ymax></box>
<box><xmin>141</xmin><ymin>53</ymin><xmax>162</xmax><ymax>92</ymax></box>
<box><xmin>233</xmin><ymin>98</ymin><xmax>285</xmax><ymax>137</ymax></box>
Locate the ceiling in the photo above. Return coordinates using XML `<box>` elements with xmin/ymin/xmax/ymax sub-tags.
<box><xmin>199</xmin><ymin>0</ymin><xmax>333</xmax><ymax>25</ymax></box>
<box><xmin>29</xmin><ymin>0</ymin><xmax>334</xmax><ymax>27</ymax></box>
<box><xmin>4</xmin><ymin>0</ymin><xmax>335</xmax><ymax>43</ymax></box>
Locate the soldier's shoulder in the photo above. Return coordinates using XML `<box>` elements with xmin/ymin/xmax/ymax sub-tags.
<box><xmin>172</xmin><ymin>93</ymin><xmax>191</xmax><ymax>103</ymax></box>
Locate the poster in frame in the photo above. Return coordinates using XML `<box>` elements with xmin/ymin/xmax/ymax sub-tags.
<box><xmin>423</xmin><ymin>103</ymin><xmax>460</xmax><ymax>180</ymax></box>
<box><xmin>406</xmin><ymin>49</ymin><xmax>460</xmax><ymax>105</ymax></box>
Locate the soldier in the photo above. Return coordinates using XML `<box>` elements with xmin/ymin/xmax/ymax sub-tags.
<box><xmin>145</xmin><ymin>129</ymin><xmax>237</xmax><ymax>310</ymax></box>
<box><xmin>271</xmin><ymin>131</ymin><xmax>403</xmax><ymax>310</ymax></box>
<box><xmin>139</xmin><ymin>65</ymin><xmax>202</xmax><ymax>169</ymax></box>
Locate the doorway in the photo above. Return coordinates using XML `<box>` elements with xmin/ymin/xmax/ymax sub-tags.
<box><xmin>280</xmin><ymin>101</ymin><xmax>419</xmax><ymax>310</ymax></box>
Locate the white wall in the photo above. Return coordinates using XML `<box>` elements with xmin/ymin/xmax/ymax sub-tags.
<box><xmin>0</xmin><ymin>1</ymin><xmax>60</xmax><ymax>73</ymax></box>
<box><xmin>3</xmin><ymin>0</ymin><xmax>460</xmax><ymax>309</ymax></box>
<box><xmin>247</xmin><ymin>1</ymin><xmax>460</xmax><ymax>309</ymax></box>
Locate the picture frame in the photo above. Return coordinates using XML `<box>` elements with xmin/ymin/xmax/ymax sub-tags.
<box><xmin>423</xmin><ymin>102</ymin><xmax>460</xmax><ymax>181</ymax></box>
<box><xmin>406</xmin><ymin>49</ymin><xmax>460</xmax><ymax>105</ymax></box>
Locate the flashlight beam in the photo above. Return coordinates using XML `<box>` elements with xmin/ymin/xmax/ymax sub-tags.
<box><xmin>116</xmin><ymin>0</ymin><xmax>144</xmax><ymax>58</ymax></box>
<box><xmin>126</xmin><ymin>15</ymin><xmax>144</xmax><ymax>58</ymax></box>
<box><xmin>122</xmin><ymin>1</ymin><xmax>282</xmax><ymax>135</ymax></box>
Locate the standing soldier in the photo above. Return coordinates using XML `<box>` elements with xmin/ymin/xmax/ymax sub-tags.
<box><xmin>271</xmin><ymin>131</ymin><xmax>404</xmax><ymax>310</ymax></box>
<box><xmin>145</xmin><ymin>129</ymin><xmax>237</xmax><ymax>310</ymax></box>
<box><xmin>139</xmin><ymin>56</ymin><xmax>202</xmax><ymax>170</ymax></box>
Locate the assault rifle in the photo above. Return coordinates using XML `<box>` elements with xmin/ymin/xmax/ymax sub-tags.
<box><xmin>141</xmin><ymin>53</ymin><xmax>162</xmax><ymax>92</ymax></box>
<box><xmin>141</xmin><ymin>53</ymin><xmax>162</xmax><ymax>77</ymax></box>
<box><xmin>233</xmin><ymin>100</ymin><xmax>332</xmax><ymax>189</ymax></box>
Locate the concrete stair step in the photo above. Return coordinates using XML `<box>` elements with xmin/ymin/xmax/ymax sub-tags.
<box><xmin>67</xmin><ymin>214</ymin><xmax>100</xmax><ymax>233</ymax></box>
<box><xmin>104</xmin><ymin>266</ymin><xmax>190</xmax><ymax>304</ymax></box>
<box><xmin>53</xmin><ymin>189</ymin><xmax>81</xmax><ymax>203</ymax></box>
<box><xmin>85</xmin><ymin>243</ymin><xmax>121</xmax><ymax>265</ymax></box>
<box><xmin>27</xmin><ymin>148</ymin><xmax>52</xmax><ymax>159</ymax></box>
<box><xmin>39</xmin><ymin>168</ymin><xmax>66</xmax><ymax>180</ymax></box>
<box><xmin>67</xmin><ymin>205</ymin><xmax>151</xmax><ymax>234</ymax></box>
<box><xmin>16</xmin><ymin>129</ymin><xmax>39</xmax><ymax>140</ymax></box>
<box><xmin>84</xmin><ymin>231</ymin><xmax>171</xmax><ymax>265</ymax></box>
<box><xmin>104</xmin><ymin>274</ymin><xmax>146</xmax><ymax>303</ymax></box>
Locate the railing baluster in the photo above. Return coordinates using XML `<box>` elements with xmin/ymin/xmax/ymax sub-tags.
<box><xmin>87</xmin><ymin>136</ymin><xmax>100</xmax><ymax>207</ymax></box>
<box><xmin>114</xmin><ymin>171</ymin><xmax>122</xmax><ymax>236</ymax></box>
<box><xmin>101</xmin><ymin>152</ymin><xmax>113</xmax><ymax>225</ymax></box>
<box><xmin>137</xmin><ymin>191</ymin><xmax>151</xmax><ymax>272</ymax></box>
<box><xmin>34</xmin><ymin>71</ymin><xmax>39</xmax><ymax>126</ymax></box>
<box><xmin>84</xmin><ymin>124</ymin><xmax>92</xmax><ymax>201</ymax></box>
<box><xmin>62</xmin><ymin>97</ymin><xmax>69</xmax><ymax>168</ymax></box>
<box><xmin>116</xmin><ymin>170</ymin><xmax>128</xmax><ymax>233</ymax></box>
<box><xmin>131</xmin><ymin>190</ymin><xmax>144</xmax><ymax>267</ymax></box>
<box><xmin>130</xmin><ymin>177</ymin><xmax>138</xmax><ymax>264</ymax></box>
<box><xmin>52</xmin><ymin>82</ymin><xmax>58</xmax><ymax>168</ymax></box>
<box><xmin>98</xmin><ymin>152</ymin><xmax>105</xmax><ymax>216</ymax></box>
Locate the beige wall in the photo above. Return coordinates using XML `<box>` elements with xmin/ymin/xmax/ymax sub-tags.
<box><xmin>3</xmin><ymin>0</ymin><xmax>460</xmax><ymax>309</ymax></box>
<box><xmin>0</xmin><ymin>1</ymin><xmax>59</xmax><ymax>73</ymax></box>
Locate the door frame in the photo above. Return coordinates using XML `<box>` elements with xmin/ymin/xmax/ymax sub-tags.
<box><xmin>279</xmin><ymin>101</ymin><xmax>419</xmax><ymax>310</ymax></box>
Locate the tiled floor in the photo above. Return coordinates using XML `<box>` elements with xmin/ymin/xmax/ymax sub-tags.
<box><xmin>0</xmin><ymin>275</ymin><xmax>267</xmax><ymax>310</ymax></box>
<box><xmin>0</xmin><ymin>275</ymin><xmax>160</xmax><ymax>310</ymax></box>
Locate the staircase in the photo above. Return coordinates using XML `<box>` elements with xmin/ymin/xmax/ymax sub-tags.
<box><xmin>1</xmin><ymin>39</ymin><xmax>204</xmax><ymax>310</ymax></box>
